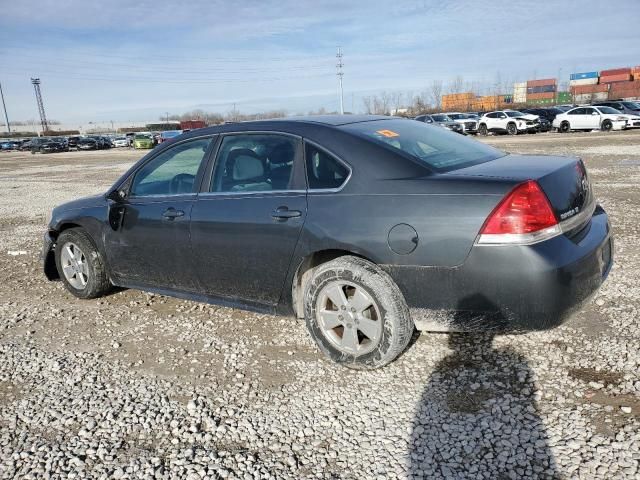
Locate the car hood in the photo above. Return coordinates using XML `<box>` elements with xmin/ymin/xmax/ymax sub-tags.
<box><xmin>514</xmin><ymin>114</ymin><xmax>539</xmax><ymax>121</ymax></box>
<box><xmin>53</xmin><ymin>194</ymin><xmax>105</xmax><ymax>213</ymax></box>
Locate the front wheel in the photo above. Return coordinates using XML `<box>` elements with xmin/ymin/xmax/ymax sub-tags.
<box><xmin>559</xmin><ymin>121</ymin><xmax>570</xmax><ymax>133</ymax></box>
<box><xmin>507</xmin><ymin>123</ymin><xmax>518</xmax><ymax>135</ymax></box>
<box><xmin>601</xmin><ymin>119</ymin><xmax>613</xmax><ymax>132</ymax></box>
<box><xmin>478</xmin><ymin>124</ymin><xmax>488</xmax><ymax>136</ymax></box>
<box><xmin>304</xmin><ymin>256</ymin><xmax>414</xmax><ymax>369</ymax></box>
<box><xmin>55</xmin><ymin>228</ymin><xmax>112</xmax><ymax>299</ymax></box>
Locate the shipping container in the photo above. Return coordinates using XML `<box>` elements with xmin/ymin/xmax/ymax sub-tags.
<box><xmin>574</xmin><ymin>92</ymin><xmax>608</xmax><ymax>103</ymax></box>
<box><xmin>609</xmin><ymin>80</ymin><xmax>640</xmax><ymax>99</ymax></box>
<box><xmin>600</xmin><ymin>67</ymin><xmax>631</xmax><ymax>76</ymax></box>
<box><xmin>526</xmin><ymin>92</ymin><xmax>555</xmax><ymax>100</ymax></box>
<box><xmin>527</xmin><ymin>98</ymin><xmax>555</xmax><ymax>105</ymax></box>
<box><xmin>557</xmin><ymin>92</ymin><xmax>572</xmax><ymax>102</ymax></box>
<box><xmin>569</xmin><ymin>71</ymin><xmax>598</xmax><ymax>81</ymax></box>
<box><xmin>527</xmin><ymin>78</ymin><xmax>557</xmax><ymax>88</ymax></box>
<box><xmin>180</xmin><ymin>120</ymin><xmax>207</xmax><ymax>130</ymax></box>
<box><xmin>599</xmin><ymin>73</ymin><xmax>632</xmax><ymax>84</ymax></box>
<box><xmin>570</xmin><ymin>84</ymin><xmax>609</xmax><ymax>95</ymax></box>
<box><xmin>569</xmin><ymin>78</ymin><xmax>598</xmax><ymax>87</ymax></box>
<box><xmin>527</xmin><ymin>85</ymin><xmax>556</xmax><ymax>94</ymax></box>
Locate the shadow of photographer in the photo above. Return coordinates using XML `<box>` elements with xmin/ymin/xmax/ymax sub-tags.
<box><xmin>407</xmin><ymin>330</ymin><xmax>559</xmax><ymax>479</ymax></box>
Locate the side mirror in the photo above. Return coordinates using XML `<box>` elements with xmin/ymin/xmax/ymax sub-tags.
<box><xmin>107</xmin><ymin>189</ymin><xmax>127</xmax><ymax>202</ymax></box>
<box><xmin>592</xmin><ymin>112</ymin><xmax>598</xmax><ymax>115</ymax></box>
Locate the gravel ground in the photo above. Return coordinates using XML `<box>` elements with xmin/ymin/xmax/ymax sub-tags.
<box><xmin>0</xmin><ymin>131</ymin><xmax>638</xmax><ymax>479</ymax></box>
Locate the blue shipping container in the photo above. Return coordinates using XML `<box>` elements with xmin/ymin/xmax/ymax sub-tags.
<box><xmin>569</xmin><ymin>71</ymin><xmax>599</xmax><ymax>80</ymax></box>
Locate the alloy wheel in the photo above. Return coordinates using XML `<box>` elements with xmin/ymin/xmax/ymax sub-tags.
<box><xmin>60</xmin><ymin>242</ymin><xmax>89</xmax><ymax>289</ymax></box>
<box><xmin>316</xmin><ymin>281</ymin><xmax>383</xmax><ymax>356</ymax></box>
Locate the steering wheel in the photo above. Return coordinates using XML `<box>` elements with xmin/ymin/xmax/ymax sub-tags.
<box><xmin>170</xmin><ymin>173</ymin><xmax>195</xmax><ymax>194</ymax></box>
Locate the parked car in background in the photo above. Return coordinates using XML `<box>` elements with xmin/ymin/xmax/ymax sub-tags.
<box><xmin>50</xmin><ymin>137</ymin><xmax>70</xmax><ymax>151</ymax></box>
<box><xmin>478</xmin><ymin>110</ymin><xmax>540</xmax><ymax>135</ymax></box>
<box><xmin>158</xmin><ymin>130</ymin><xmax>183</xmax><ymax>144</ymax></box>
<box><xmin>67</xmin><ymin>136</ymin><xmax>80</xmax><ymax>150</ymax></box>
<box><xmin>555</xmin><ymin>104</ymin><xmax>575</xmax><ymax>112</ymax></box>
<box><xmin>521</xmin><ymin>107</ymin><xmax>564</xmax><ymax>125</ymax></box>
<box><xmin>0</xmin><ymin>140</ymin><xmax>21</xmax><ymax>150</ymax></box>
<box><xmin>133</xmin><ymin>133</ymin><xmax>154</xmax><ymax>149</ymax></box>
<box><xmin>42</xmin><ymin>115</ymin><xmax>612</xmax><ymax>369</ymax></box>
<box><xmin>593</xmin><ymin>100</ymin><xmax>640</xmax><ymax>115</ymax></box>
<box><xmin>112</xmin><ymin>137</ymin><xmax>129</xmax><ymax>147</ymax></box>
<box><xmin>77</xmin><ymin>137</ymin><xmax>100</xmax><ymax>150</ymax></box>
<box><xmin>414</xmin><ymin>114</ymin><xmax>464</xmax><ymax>134</ymax></box>
<box><xmin>30</xmin><ymin>137</ymin><xmax>65</xmax><ymax>154</ymax></box>
<box><xmin>553</xmin><ymin>106</ymin><xmax>627</xmax><ymax>132</ymax></box>
<box><xmin>19</xmin><ymin>139</ymin><xmax>34</xmax><ymax>151</ymax></box>
<box><xmin>445</xmin><ymin>112</ymin><xmax>479</xmax><ymax>135</ymax></box>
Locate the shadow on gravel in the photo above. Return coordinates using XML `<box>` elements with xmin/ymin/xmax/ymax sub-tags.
<box><xmin>408</xmin><ymin>333</ymin><xmax>559</xmax><ymax>479</ymax></box>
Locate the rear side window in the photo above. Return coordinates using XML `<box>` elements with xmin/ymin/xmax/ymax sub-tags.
<box><xmin>341</xmin><ymin>119</ymin><xmax>504</xmax><ymax>173</ymax></box>
<box><xmin>305</xmin><ymin>143</ymin><xmax>349</xmax><ymax>190</ymax></box>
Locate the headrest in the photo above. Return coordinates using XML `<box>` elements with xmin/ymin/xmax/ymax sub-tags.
<box><xmin>233</xmin><ymin>155</ymin><xmax>265</xmax><ymax>181</ymax></box>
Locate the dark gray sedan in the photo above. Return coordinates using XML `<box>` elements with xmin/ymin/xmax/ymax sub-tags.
<box><xmin>42</xmin><ymin>115</ymin><xmax>613</xmax><ymax>369</ymax></box>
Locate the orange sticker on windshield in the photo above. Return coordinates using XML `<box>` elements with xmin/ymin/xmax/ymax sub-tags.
<box><xmin>376</xmin><ymin>129</ymin><xmax>399</xmax><ymax>138</ymax></box>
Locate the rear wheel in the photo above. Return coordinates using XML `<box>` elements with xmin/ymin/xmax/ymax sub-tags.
<box><xmin>559</xmin><ymin>121</ymin><xmax>570</xmax><ymax>133</ymax></box>
<box><xmin>601</xmin><ymin>119</ymin><xmax>613</xmax><ymax>132</ymax></box>
<box><xmin>55</xmin><ymin>228</ymin><xmax>112</xmax><ymax>299</ymax></box>
<box><xmin>478</xmin><ymin>124</ymin><xmax>488</xmax><ymax>136</ymax></box>
<box><xmin>507</xmin><ymin>122</ymin><xmax>517</xmax><ymax>135</ymax></box>
<box><xmin>304</xmin><ymin>256</ymin><xmax>413</xmax><ymax>369</ymax></box>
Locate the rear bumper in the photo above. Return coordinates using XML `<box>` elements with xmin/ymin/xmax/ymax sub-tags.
<box><xmin>386</xmin><ymin>206</ymin><xmax>613</xmax><ymax>332</ymax></box>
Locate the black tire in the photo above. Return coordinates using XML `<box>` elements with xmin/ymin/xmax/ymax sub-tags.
<box><xmin>559</xmin><ymin>121</ymin><xmax>570</xmax><ymax>133</ymax></box>
<box><xmin>303</xmin><ymin>255</ymin><xmax>413</xmax><ymax>369</ymax></box>
<box><xmin>55</xmin><ymin>228</ymin><xmax>111</xmax><ymax>299</ymax></box>
<box><xmin>507</xmin><ymin>122</ymin><xmax>518</xmax><ymax>135</ymax></box>
<box><xmin>601</xmin><ymin>119</ymin><xmax>613</xmax><ymax>132</ymax></box>
<box><xmin>31</xmin><ymin>149</ymin><xmax>36</xmax><ymax>155</ymax></box>
<box><xmin>478</xmin><ymin>124</ymin><xmax>488</xmax><ymax>136</ymax></box>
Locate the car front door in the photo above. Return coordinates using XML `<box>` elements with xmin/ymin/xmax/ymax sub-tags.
<box><xmin>582</xmin><ymin>107</ymin><xmax>600</xmax><ymax>129</ymax></box>
<box><xmin>189</xmin><ymin>133</ymin><xmax>307</xmax><ymax>307</ymax></box>
<box><xmin>567</xmin><ymin>108</ymin><xmax>585</xmax><ymax>128</ymax></box>
<box><xmin>104</xmin><ymin>136</ymin><xmax>215</xmax><ymax>291</ymax></box>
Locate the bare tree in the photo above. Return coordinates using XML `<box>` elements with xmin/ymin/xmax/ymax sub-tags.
<box><xmin>448</xmin><ymin>75</ymin><xmax>464</xmax><ymax>94</ymax></box>
<box><xmin>390</xmin><ymin>91</ymin><xmax>403</xmax><ymax>114</ymax></box>
<box><xmin>362</xmin><ymin>96</ymin><xmax>373</xmax><ymax>114</ymax></box>
<box><xmin>429</xmin><ymin>80</ymin><xmax>443</xmax><ymax>110</ymax></box>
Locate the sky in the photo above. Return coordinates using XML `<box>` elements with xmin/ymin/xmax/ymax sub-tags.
<box><xmin>0</xmin><ymin>0</ymin><xmax>639</xmax><ymax>123</ymax></box>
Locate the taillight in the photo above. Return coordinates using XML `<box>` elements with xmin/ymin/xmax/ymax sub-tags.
<box><xmin>477</xmin><ymin>180</ymin><xmax>561</xmax><ymax>245</ymax></box>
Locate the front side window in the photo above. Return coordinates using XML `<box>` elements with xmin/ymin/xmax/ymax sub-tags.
<box><xmin>305</xmin><ymin>143</ymin><xmax>349</xmax><ymax>190</ymax></box>
<box><xmin>210</xmin><ymin>134</ymin><xmax>298</xmax><ymax>192</ymax></box>
<box><xmin>131</xmin><ymin>137</ymin><xmax>212</xmax><ymax>196</ymax></box>
<box><xmin>583</xmin><ymin>108</ymin><xmax>596</xmax><ymax>115</ymax></box>
<box><xmin>342</xmin><ymin>119</ymin><xmax>505</xmax><ymax>173</ymax></box>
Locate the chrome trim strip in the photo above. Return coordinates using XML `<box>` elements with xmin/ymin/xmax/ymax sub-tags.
<box><xmin>303</xmin><ymin>139</ymin><xmax>353</xmax><ymax>194</ymax></box>
<box><xmin>197</xmin><ymin>190</ymin><xmax>306</xmax><ymax>198</ymax></box>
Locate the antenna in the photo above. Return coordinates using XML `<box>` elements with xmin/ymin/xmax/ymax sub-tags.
<box><xmin>336</xmin><ymin>47</ymin><xmax>344</xmax><ymax>114</ymax></box>
<box><xmin>31</xmin><ymin>78</ymin><xmax>49</xmax><ymax>133</ymax></box>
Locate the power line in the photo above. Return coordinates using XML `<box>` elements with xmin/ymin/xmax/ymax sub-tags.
<box><xmin>336</xmin><ymin>47</ymin><xmax>344</xmax><ymax>115</ymax></box>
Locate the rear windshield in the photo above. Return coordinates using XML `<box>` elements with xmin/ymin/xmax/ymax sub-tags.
<box><xmin>342</xmin><ymin>119</ymin><xmax>505</xmax><ymax>173</ymax></box>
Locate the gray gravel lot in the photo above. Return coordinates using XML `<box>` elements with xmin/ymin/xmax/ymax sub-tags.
<box><xmin>0</xmin><ymin>131</ymin><xmax>639</xmax><ymax>479</ymax></box>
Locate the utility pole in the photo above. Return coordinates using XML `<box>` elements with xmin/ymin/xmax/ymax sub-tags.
<box><xmin>31</xmin><ymin>78</ymin><xmax>48</xmax><ymax>133</ymax></box>
<box><xmin>0</xmin><ymin>80</ymin><xmax>10</xmax><ymax>133</ymax></box>
<box><xmin>336</xmin><ymin>47</ymin><xmax>345</xmax><ymax>114</ymax></box>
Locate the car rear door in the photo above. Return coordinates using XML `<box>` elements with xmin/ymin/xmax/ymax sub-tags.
<box><xmin>104</xmin><ymin>136</ymin><xmax>216</xmax><ymax>291</ymax></box>
<box><xmin>189</xmin><ymin>132</ymin><xmax>307</xmax><ymax>306</ymax></box>
<box><xmin>567</xmin><ymin>108</ymin><xmax>586</xmax><ymax>128</ymax></box>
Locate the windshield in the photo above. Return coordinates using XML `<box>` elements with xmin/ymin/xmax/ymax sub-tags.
<box><xmin>447</xmin><ymin>113</ymin><xmax>464</xmax><ymax>120</ymax></box>
<box><xmin>622</xmin><ymin>101</ymin><xmax>640</xmax><ymax>110</ymax></box>
<box><xmin>135</xmin><ymin>134</ymin><xmax>151</xmax><ymax>139</ymax></box>
<box><xmin>431</xmin><ymin>114</ymin><xmax>451</xmax><ymax>122</ymax></box>
<box><xmin>342</xmin><ymin>119</ymin><xmax>505</xmax><ymax>173</ymax></box>
<box><xmin>596</xmin><ymin>106</ymin><xmax>620</xmax><ymax>114</ymax></box>
<box><xmin>505</xmin><ymin>111</ymin><xmax>525</xmax><ymax>118</ymax></box>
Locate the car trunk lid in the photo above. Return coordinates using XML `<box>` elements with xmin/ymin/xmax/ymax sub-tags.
<box><xmin>447</xmin><ymin>154</ymin><xmax>593</xmax><ymax>227</ymax></box>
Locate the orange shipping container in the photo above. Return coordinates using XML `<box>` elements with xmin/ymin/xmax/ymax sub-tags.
<box><xmin>527</xmin><ymin>78</ymin><xmax>557</xmax><ymax>87</ymax></box>
<box><xmin>600</xmin><ymin>73</ymin><xmax>632</xmax><ymax>83</ymax></box>
<box><xmin>527</xmin><ymin>92</ymin><xmax>555</xmax><ymax>100</ymax></box>
<box><xmin>570</xmin><ymin>84</ymin><xmax>609</xmax><ymax>95</ymax></box>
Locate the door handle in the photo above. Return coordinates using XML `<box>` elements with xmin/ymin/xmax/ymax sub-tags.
<box><xmin>271</xmin><ymin>207</ymin><xmax>302</xmax><ymax>220</ymax></box>
<box><xmin>162</xmin><ymin>208</ymin><xmax>185</xmax><ymax>220</ymax></box>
